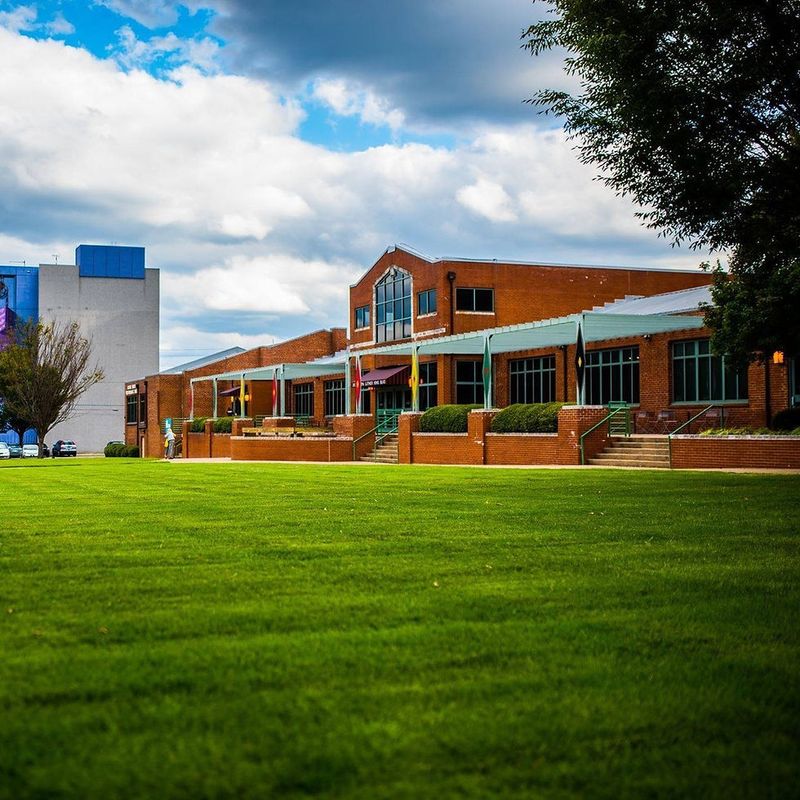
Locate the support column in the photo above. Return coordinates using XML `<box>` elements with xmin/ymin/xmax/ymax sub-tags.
<box><xmin>279</xmin><ymin>366</ymin><xmax>286</xmax><ymax>417</ymax></box>
<box><xmin>482</xmin><ymin>335</ymin><xmax>493</xmax><ymax>410</ymax></box>
<box><xmin>240</xmin><ymin>373</ymin><xmax>245</xmax><ymax>418</ymax></box>
<box><xmin>345</xmin><ymin>357</ymin><xmax>352</xmax><ymax>416</ymax></box>
<box><xmin>212</xmin><ymin>378</ymin><xmax>218</xmax><ymax>419</ymax></box>
<box><xmin>411</xmin><ymin>345</ymin><xmax>420</xmax><ymax>413</ymax></box>
<box><xmin>189</xmin><ymin>381</ymin><xmax>195</xmax><ymax>420</ymax></box>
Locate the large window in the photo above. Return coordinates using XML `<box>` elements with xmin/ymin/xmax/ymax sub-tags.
<box><xmin>510</xmin><ymin>356</ymin><xmax>556</xmax><ymax>404</ymax></box>
<box><xmin>456</xmin><ymin>360</ymin><xmax>484</xmax><ymax>404</ymax></box>
<box><xmin>672</xmin><ymin>339</ymin><xmax>748</xmax><ymax>402</ymax></box>
<box><xmin>126</xmin><ymin>394</ymin><xmax>138</xmax><ymax>424</ymax></box>
<box><xmin>419</xmin><ymin>362</ymin><xmax>438</xmax><ymax>411</ymax></box>
<box><xmin>138</xmin><ymin>393</ymin><xmax>147</xmax><ymax>425</ymax></box>
<box><xmin>293</xmin><ymin>383</ymin><xmax>314</xmax><ymax>418</ymax></box>
<box><xmin>586</xmin><ymin>346</ymin><xmax>640</xmax><ymax>405</ymax></box>
<box><xmin>324</xmin><ymin>379</ymin><xmax>345</xmax><ymax>417</ymax></box>
<box><xmin>355</xmin><ymin>305</ymin><xmax>370</xmax><ymax>330</ymax></box>
<box><xmin>376</xmin><ymin>268</ymin><xmax>411</xmax><ymax>343</ymax></box>
<box><xmin>456</xmin><ymin>287</ymin><xmax>494</xmax><ymax>313</ymax></box>
<box><xmin>418</xmin><ymin>288</ymin><xmax>437</xmax><ymax>316</ymax></box>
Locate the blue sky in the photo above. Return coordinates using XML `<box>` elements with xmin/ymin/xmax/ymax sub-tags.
<box><xmin>0</xmin><ymin>0</ymin><xmax>709</xmax><ymax>368</ymax></box>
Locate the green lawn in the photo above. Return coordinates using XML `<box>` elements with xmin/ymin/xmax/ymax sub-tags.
<box><xmin>1</xmin><ymin>459</ymin><xmax>798</xmax><ymax>799</ymax></box>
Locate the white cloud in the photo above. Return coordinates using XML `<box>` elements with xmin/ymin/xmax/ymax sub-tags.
<box><xmin>456</xmin><ymin>177</ymin><xmax>518</xmax><ymax>223</ymax></box>
<box><xmin>311</xmin><ymin>78</ymin><xmax>405</xmax><ymax>131</ymax></box>
<box><xmin>110</xmin><ymin>25</ymin><xmax>222</xmax><ymax>73</ymax></box>
<box><xmin>95</xmin><ymin>0</ymin><xmax>180</xmax><ymax>29</ymax></box>
<box><xmin>0</xmin><ymin>5</ymin><xmax>37</xmax><ymax>33</ymax></box>
<box><xmin>160</xmin><ymin>324</ymin><xmax>282</xmax><ymax>369</ymax></box>
<box><xmin>44</xmin><ymin>13</ymin><xmax>75</xmax><ymax>36</ymax></box>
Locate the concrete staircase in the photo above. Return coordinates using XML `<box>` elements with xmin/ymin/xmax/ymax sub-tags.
<box><xmin>360</xmin><ymin>435</ymin><xmax>399</xmax><ymax>464</ymax></box>
<box><xmin>588</xmin><ymin>435</ymin><xmax>670</xmax><ymax>468</ymax></box>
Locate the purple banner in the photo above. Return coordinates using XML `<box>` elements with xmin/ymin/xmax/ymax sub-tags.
<box><xmin>0</xmin><ymin>306</ymin><xmax>16</xmax><ymax>351</ymax></box>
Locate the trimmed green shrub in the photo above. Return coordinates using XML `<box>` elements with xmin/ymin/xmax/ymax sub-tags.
<box><xmin>190</xmin><ymin>417</ymin><xmax>207</xmax><ymax>433</ymax></box>
<box><xmin>771</xmin><ymin>407</ymin><xmax>800</xmax><ymax>431</ymax></box>
<box><xmin>420</xmin><ymin>405</ymin><xmax>480</xmax><ymax>433</ymax></box>
<box><xmin>104</xmin><ymin>443</ymin><xmax>140</xmax><ymax>457</ymax></box>
<box><xmin>213</xmin><ymin>417</ymin><xmax>233</xmax><ymax>433</ymax></box>
<box><xmin>699</xmin><ymin>427</ymin><xmax>797</xmax><ymax>437</ymax></box>
<box><xmin>491</xmin><ymin>403</ymin><xmax>564</xmax><ymax>433</ymax></box>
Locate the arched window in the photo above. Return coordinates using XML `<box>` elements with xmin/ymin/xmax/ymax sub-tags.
<box><xmin>375</xmin><ymin>268</ymin><xmax>411</xmax><ymax>343</ymax></box>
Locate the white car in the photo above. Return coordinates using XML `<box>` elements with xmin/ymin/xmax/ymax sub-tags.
<box><xmin>22</xmin><ymin>444</ymin><xmax>40</xmax><ymax>458</ymax></box>
<box><xmin>0</xmin><ymin>442</ymin><xmax>9</xmax><ymax>459</ymax></box>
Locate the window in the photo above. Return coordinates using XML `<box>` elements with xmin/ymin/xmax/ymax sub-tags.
<box><xmin>510</xmin><ymin>356</ymin><xmax>556</xmax><ymax>404</ymax></box>
<box><xmin>418</xmin><ymin>288</ymin><xmax>437</xmax><ymax>316</ymax></box>
<box><xmin>324</xmin><ymin>379</ymin><xmax>345</xmax><ymax>417</ymax></box>
<box><xmin>586</xmin><ymin>347</ymin><xmax>640</xmax><ymax>405</ymax></box>
<box><xmin>375</xmin><ymin>268</ymin><xmax>412</xmax><ymax>343</ymax></box>
<box><xmin>456</xmin><ymin>360</ymin><xmax>484</xmax><ymax>404</ymax></box>
<box><xmin>419</xmin><ymin>362</ymin><xmax>438</xmax><ymax>411</ymax></box>
<box><xmin>139</xmin><ymin>393</ymin><xmax>147</xmax><ymax>425</ymax></box>
<box><xmin>672</xmin><ymin>339</ymin><xmax>748</xmax><ymax>402</ymax></box>
<box><xmin>355</xmin><ymin>305</ymin><xmax>370</xmax><ymax>330</ymax></box>
<box><xmin>293</xmin><ymin>383</ymin><xmax>314</xmax><ymax>417</ymax></box>
<box><xmin>126</xmin><ymin>394</ymin><xmax>138</xmax><ymax>424</ymax></box>
<box><xmin>456</xmin><ymin>287</ymin><xmax>494</xmax><ymax>313</ymax></box>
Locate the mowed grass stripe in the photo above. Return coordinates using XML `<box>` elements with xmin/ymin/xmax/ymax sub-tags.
<box><xmin>0</xmin><ymin>459</ymin><xmax>798</xmax><ymax>799</ymax></box>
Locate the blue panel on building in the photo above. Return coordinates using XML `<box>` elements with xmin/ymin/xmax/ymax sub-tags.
<box><xmin>75</xmin><ymin>245</ymin><xmax>145</xmax><ymax>279</ymax></box>
<box><xmin>0</xmin><ymin>265</ymin><xmax>39</xmax><ymax>324</ymax></box>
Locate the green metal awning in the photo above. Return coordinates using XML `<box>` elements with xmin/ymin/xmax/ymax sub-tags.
<box><xmin>190</xmin><ymin>358</ymin><xmax>347</xmax><ymax>385</ymax></box>
<box><xmin>352</xmin><ymin>311</ymin><xmax>705</xmax><ymax>357</ymax></box>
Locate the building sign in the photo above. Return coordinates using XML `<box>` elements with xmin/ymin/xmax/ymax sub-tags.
<box><xmin>125</xmin><ymin>383</ymin><xmax>138</xmax><ymax>396</ymax></box>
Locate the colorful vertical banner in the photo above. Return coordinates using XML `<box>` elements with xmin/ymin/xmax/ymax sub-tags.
<box><xmin>482</xmin><ymin>336</ymin><xmax>492</xmax><ymax>407</ymax></box>
<box><xmin>409</xmin><ymin>349</ymin><xmax>419</xmax><ymax>409</ymax></box>
<box><xmin>354</xmin><ymin>355</ymin><xmax>362</xmax><ymax>412</ymax></box>
<box><xmin>575</xmin><ymin>323</ymin><xmax>586</xmax><ymax>404</ymax></box>
<box><xmin>272</xmin><ymin>371</ymin><xmax>278</xmax><ymax>416</ymax></box>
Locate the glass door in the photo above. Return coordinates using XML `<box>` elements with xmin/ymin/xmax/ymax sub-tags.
<box><xmin>376</xmin><ymin>387</ymin><xmax>411</xmax><ymax>433</ymax></box>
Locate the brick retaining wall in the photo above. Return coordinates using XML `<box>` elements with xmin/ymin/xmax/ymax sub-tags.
<box><xmin>671</xmin><ymin>435</ymin><xmax>800</xmax><ymax>470</ymax></box>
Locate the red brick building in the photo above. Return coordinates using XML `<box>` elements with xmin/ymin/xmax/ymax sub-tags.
<box><xmin>124</xmin><ymin>245</ymin><xmax>799</xmax><ymax>457</ymax></box>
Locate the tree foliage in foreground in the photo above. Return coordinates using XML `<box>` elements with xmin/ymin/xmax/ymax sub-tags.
<box><xmin>0</xmin><ymin>321</ymin><xmax>104</xmax><ymax>455</ymax></box>
<box><xmin>523</xmin><ymin>0</ymin><xmax>800</xmax><ymax>361</ymax></box>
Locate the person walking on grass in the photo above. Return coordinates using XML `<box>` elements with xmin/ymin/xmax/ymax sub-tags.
<box><xmin>164</xmin><ymin>425</ymin><xmax>176</xmax><ymax>459</ymax></box>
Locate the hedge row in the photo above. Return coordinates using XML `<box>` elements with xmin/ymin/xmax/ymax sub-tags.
<box><xmin>490</xmin><ymin>403</ymin><xmax>564</xmax><ymax>433</ymax></box>
<box><xmin>420</xmin><ymin>405</ymin><xmax>481</xmax><ymax>433</ymax></box>
<box><xmin>188</xmin><ymin>417</ymin><xmax>234</xmax><ymax>433</ymax></box>
<box><xmin>104</xmin><ymin>443</ymin><xmax>140</xmax><ymax>458</ymax></box>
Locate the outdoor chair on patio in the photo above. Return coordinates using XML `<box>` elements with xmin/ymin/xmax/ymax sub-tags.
<box><xmin>655</xmin><ymin>410</ymin><xmax>678</xmax><ymax>433</ymax></box>
<box><xmin>635</xmin><ymin>410</ymin><xmax>656</xmax><ymax>433</ymax></box>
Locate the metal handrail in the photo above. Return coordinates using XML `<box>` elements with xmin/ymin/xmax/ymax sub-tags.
<box><xmin>352</xmin><ymin>423</ymin><xmax>398</xmax><ymax>461</ymax></box>
<box><xmin>579</xmin><ymin>407</ymin><xmax>629</xmax><ymax>465</ymax></box>
<box><xmin>667</xmin><ymin>404</ymin><xmax>715</xmax><ymax>468</ymax></box>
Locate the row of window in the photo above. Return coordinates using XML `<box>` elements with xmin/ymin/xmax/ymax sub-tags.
<box><xmin>282</xmin><ymin>339</ymin><xmax>751</xmax><ymax>420</ymax></box>
<box><xmin>354</xmin><ymin>271</ymin><xmax>496</xmax><ymax>339</ymax></box>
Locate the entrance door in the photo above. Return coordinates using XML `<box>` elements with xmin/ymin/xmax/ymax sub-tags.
<box><xmin>376</xmin><ymin>387</ymin><xmax>411</xmax><ymax>433</ymax></box>
<box><xmin>791</xmin><ymin>357</ymin><xmax>800</xmax><ymax>408</ymax></box>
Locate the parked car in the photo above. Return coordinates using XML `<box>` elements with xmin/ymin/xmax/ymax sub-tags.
<box><xmin>51</xmin><ymin>440</ymin><xmax>78</xmax><ymax>457</ymax></box>
<box><xmin>22</xmin><ymin>444</ymin><xmax>48</xmax><ymax>458</ymax></box>
<box><xmin>7</xmin><ymin>443</ymin><xmax>23</xmax><ymax>458</ymax></box>
<box><xmin>0</xmin><ymin>443</ymin><xmax>9</xmax><ymax>459</ymax></box>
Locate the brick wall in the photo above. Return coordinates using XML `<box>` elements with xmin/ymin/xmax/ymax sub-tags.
<box><xmin>230</xmin><ymin>436</ymin><xmax>353</xmax><ymax>462</ymax></box>
<box><xmin>671</xmin><ymin>436</ymin><xmax>800</xmax><ymax>470</ymax></box>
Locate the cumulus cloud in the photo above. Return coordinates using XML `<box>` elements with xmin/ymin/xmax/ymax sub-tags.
<box><xmin>311</xmin><ymin>79</ymin><xmax>405</xmax><ymax>131</ymax></box>
<box><xmin>456</xmin><ymin>177</ymin><xmax>518</xmax><ymax>223</ymax></box>
<box><xmin>0</xmin><ymin>4</ymin><xmax>37</xmax><ymax>33</ymax></box>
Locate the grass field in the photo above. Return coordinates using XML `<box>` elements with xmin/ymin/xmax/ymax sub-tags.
<box><xmin>1</xmin><ymin>459</ymin><xmax>798</xmax><ymax>799</ymax></box>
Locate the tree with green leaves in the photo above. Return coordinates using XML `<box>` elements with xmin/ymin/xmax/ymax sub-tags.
<box><xmin>0</xmin><ymin>321</ymin><xmax>104</xmax><ymax>456</ymax></box>
<box><xmin>523</xmin><ymin>0</ymin><xmax>800</xmax><ymax>362</ymax></box>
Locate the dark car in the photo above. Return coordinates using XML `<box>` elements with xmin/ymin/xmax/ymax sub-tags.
<box><xmin>7</xmin><ymin>443</ymin><xmax>23</xmax><ymax>458</ymax></box>
<box><xmin>51</xmin><ymin>440</ymin><xmax>78</xmax><ymax>457</ymax></box>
